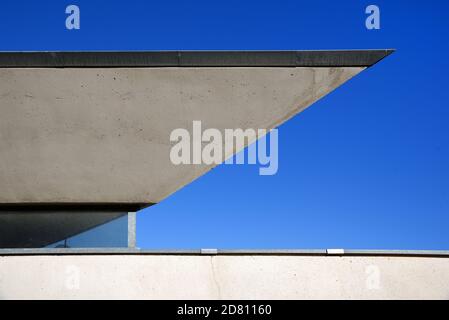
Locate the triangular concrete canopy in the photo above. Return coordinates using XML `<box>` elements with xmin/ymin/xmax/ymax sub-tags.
<box><xmin>0</xmin><ymin>50</ymin><xmax>393</xmax><ymax>208</ymax></box>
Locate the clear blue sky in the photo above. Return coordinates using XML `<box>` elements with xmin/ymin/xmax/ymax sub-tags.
<box><xmin>1</xmin><ymin>1</ymin><xmax>448</xmax><ymax>250</ymax></box>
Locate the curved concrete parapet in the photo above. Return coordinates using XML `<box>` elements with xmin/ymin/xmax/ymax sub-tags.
<box><xmin>0</xmin><ymin>50</ymin><xmax>393</xmax><ymax>207</ymax></box>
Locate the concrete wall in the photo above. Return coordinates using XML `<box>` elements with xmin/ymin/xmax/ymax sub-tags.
<box><xmin>0</xmin><ymin>253</ymin><xmax>448</xmax><ymax>299</ymax></box>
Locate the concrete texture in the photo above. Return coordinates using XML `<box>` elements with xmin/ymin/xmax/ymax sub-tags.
<box><xmin>0</xmin><ymin>66</ymin><xmax>364</xmax><ymax>205</ymax></box>
<box><xmin>0</xmin><ymin>254</ymin><xmax>447</xmax><ymax>299</ymax></box>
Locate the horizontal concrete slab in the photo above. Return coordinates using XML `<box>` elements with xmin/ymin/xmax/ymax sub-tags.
<box><xmin>0</xmin><ymin>253</ymin><xmax>447</xmax><ymax>299</ymax></box>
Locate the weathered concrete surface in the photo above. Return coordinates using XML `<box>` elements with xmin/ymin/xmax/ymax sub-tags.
<box><xmin>0</xmin><ymin>67</ymin><xmax>363</xmax><ymax>205</ymax></box>
<box><xmin>0</xmin><ymin>254</ymin><xmax>447</xmax><ymax>299</ymax></box>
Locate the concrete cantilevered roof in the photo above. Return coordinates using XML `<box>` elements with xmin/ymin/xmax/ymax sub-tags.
<box><xmin>0</xmin><ymin>50</ymin><xmax>393</xmax><ymax>210</ymax></box>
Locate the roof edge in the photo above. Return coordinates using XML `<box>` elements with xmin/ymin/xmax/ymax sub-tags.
<box><xmin>1</xmin><ymin>248</ymin><xmax>447</xmax><ymax>258</ymax></box>
<box><xmin>0</xmin><ymin>50</ymin><xmax>394</xmax><ymax>68</ymax></box>
<box><xmin>0</xmin><ymin>202</ymin><xmax>152</xmax><ymax>212</ymax></box>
